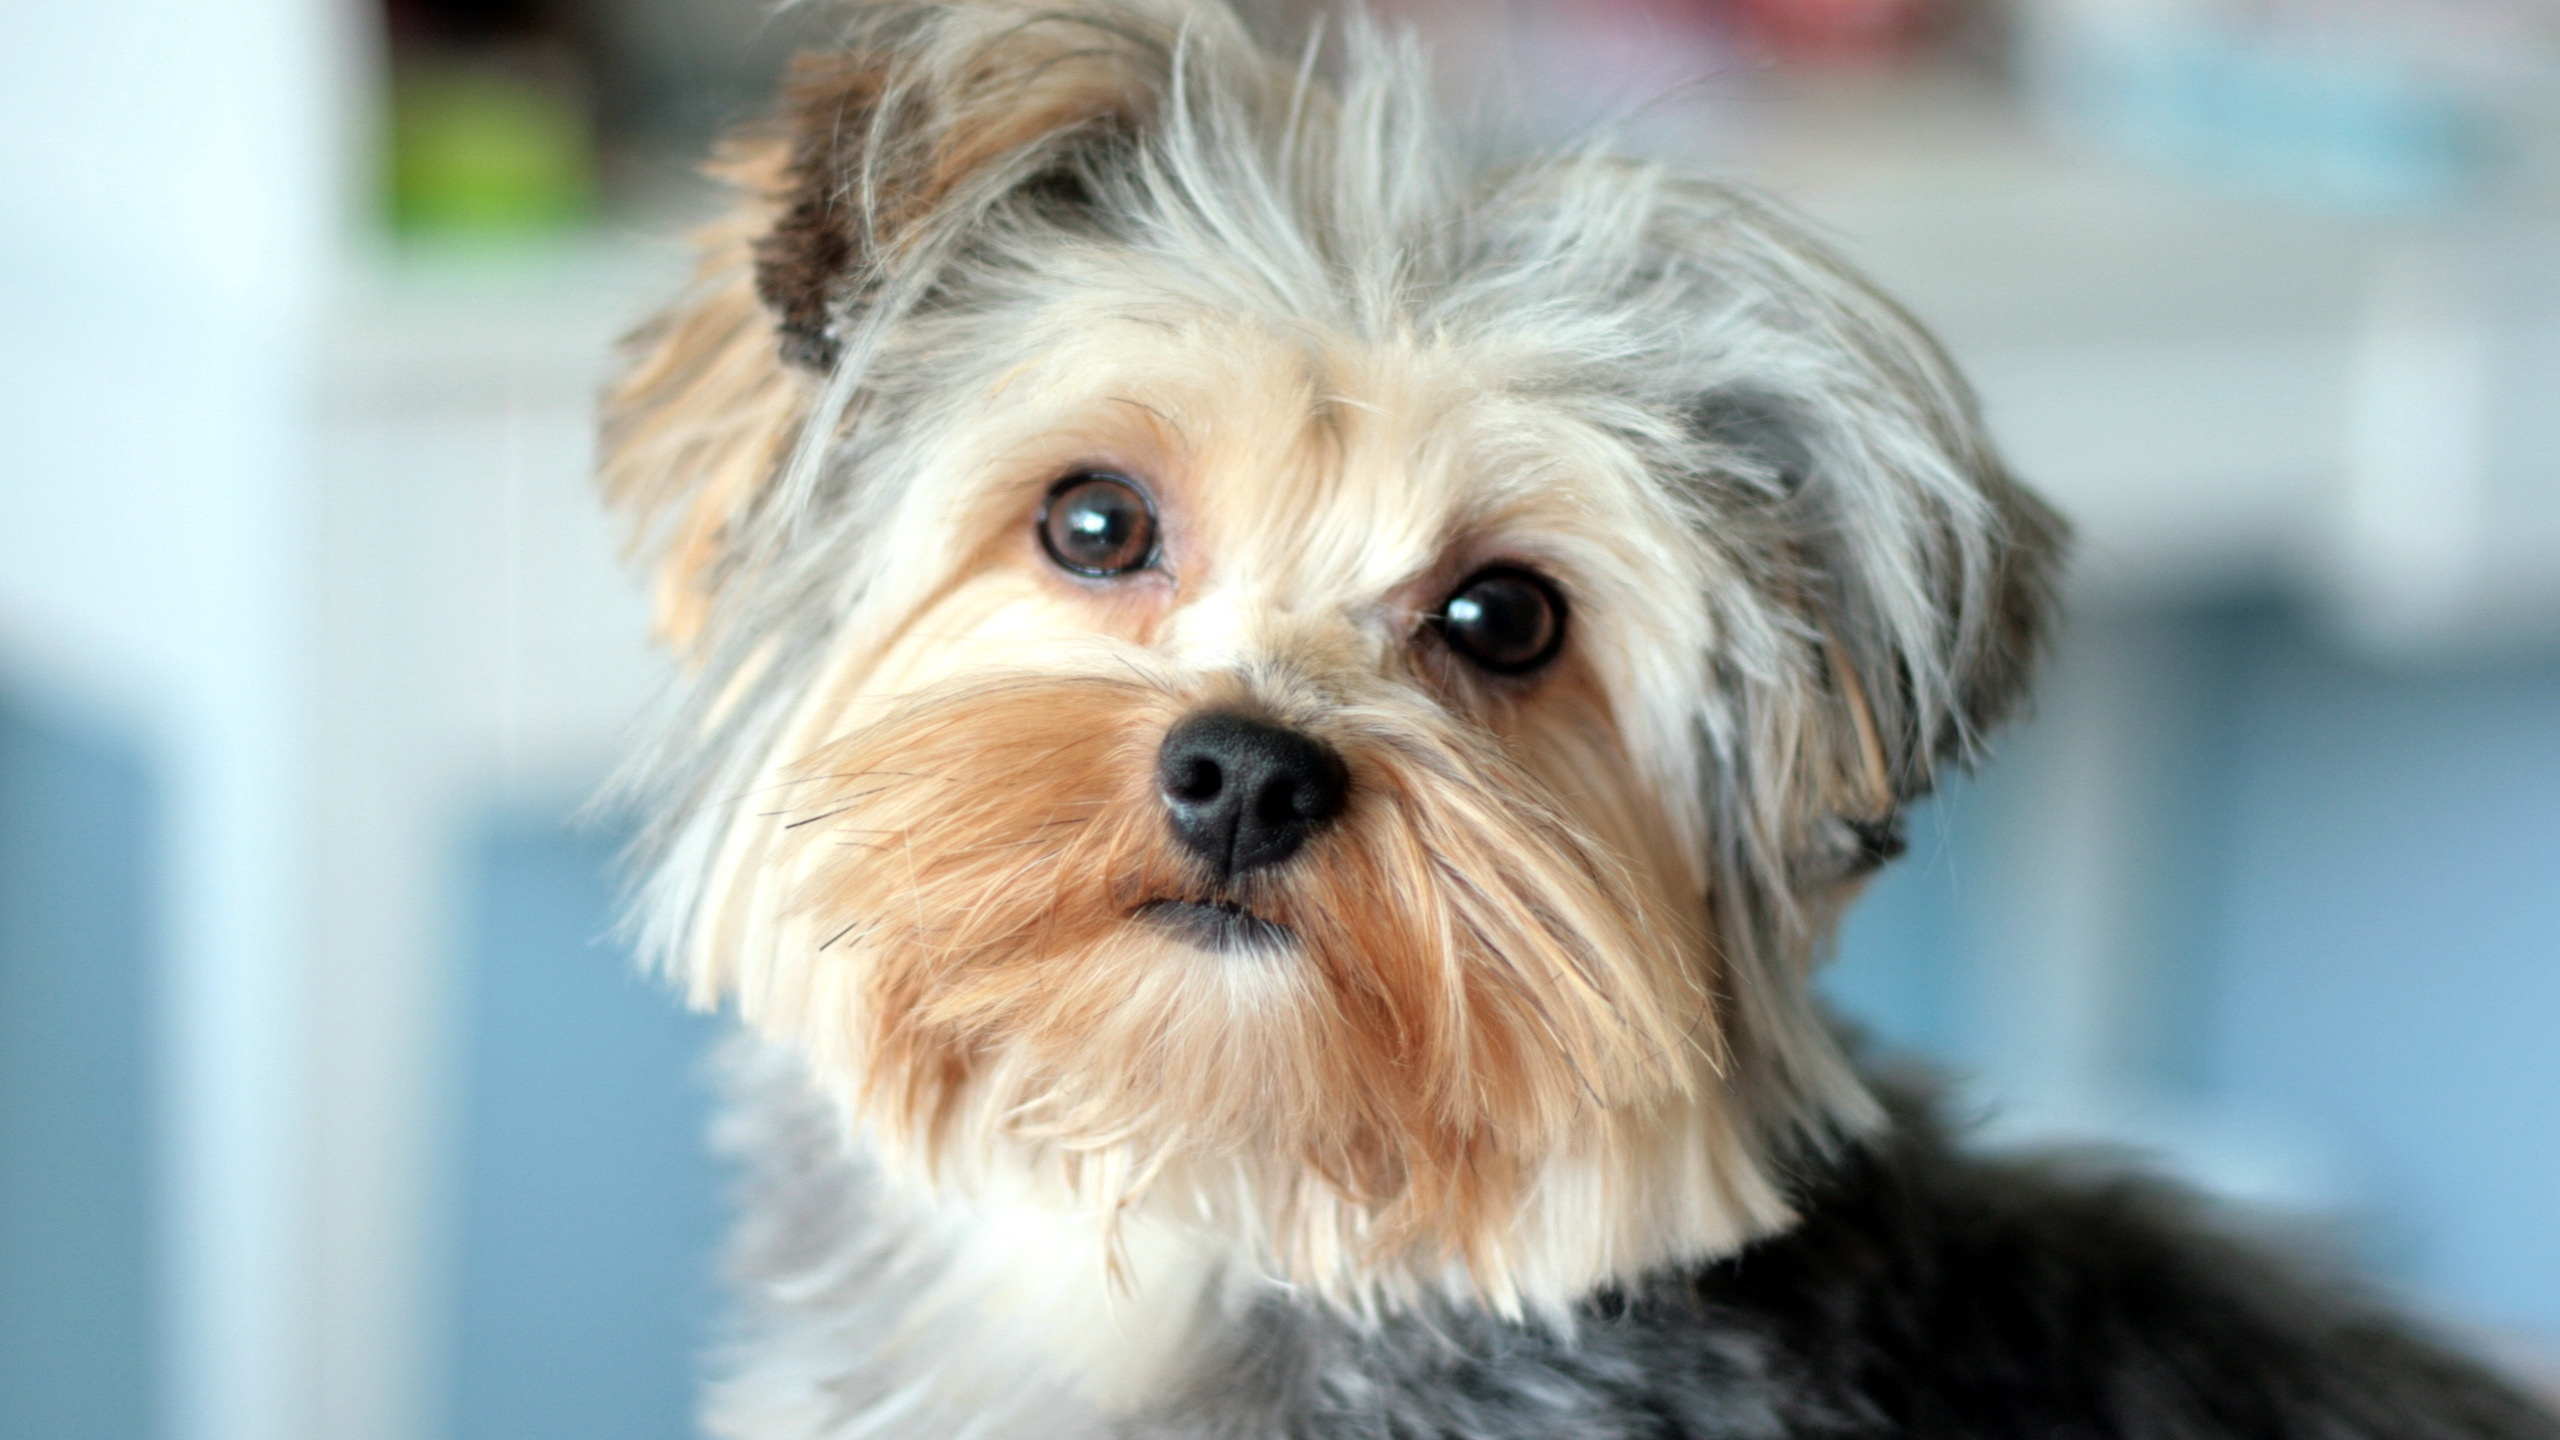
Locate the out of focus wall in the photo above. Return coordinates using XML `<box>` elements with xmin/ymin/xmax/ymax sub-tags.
<box><xmin>444</xmin><ymin>814</ymin><xmax>719</xmax><ymax>1440</ymax></box>
<box><xmin>0</xmin><ymin>692</ymin><xmax>159</xmax><ymax>1440</ymax></box>
<box><xmin>1</xmin><ymin>4</ymin><xmax>342</xmax><ymax>1439</ymax></box>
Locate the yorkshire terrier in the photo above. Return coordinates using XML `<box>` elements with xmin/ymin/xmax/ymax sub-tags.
<box><xmin>597</xmin><ymin>3</ymin><xmax>2560</xmax><ymax>1436</ymax></box>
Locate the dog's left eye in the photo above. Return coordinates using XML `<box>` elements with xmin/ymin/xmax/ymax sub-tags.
<box><xmin>1433</xmin><ymin>567</ymin><xmax>1568</xmax><ymax>674</ymax></box>
<box><xmin>1039</xmin><ymin>473</ymin><xmax>1159</xmax><ymax>577</ymax></box>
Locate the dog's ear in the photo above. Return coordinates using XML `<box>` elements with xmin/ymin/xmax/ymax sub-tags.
<box><xmin>600</xmin><ymin>2</ymin><xmax>1185</xmax><ymax>652</ymax></box>
<box><xmin>750</xmin><ymin>7</ymin><xmax>1175</xmax><ymax>374</ymax></box>
<box><xmin>1631</xmin><ymin>199</ymin><xmax>2067</xmax><ymax>1145</ymax></box>
<box><xmin>1662</xmin><ymin>202</ymin><xmax>2068</xmax><ymax>898</ymax></box>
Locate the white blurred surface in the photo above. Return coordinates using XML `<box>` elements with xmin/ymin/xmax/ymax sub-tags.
<box><xmin>0</xmin><ymin>4</ymin><xmax>344</xmax><ymax>1439</ymax></box>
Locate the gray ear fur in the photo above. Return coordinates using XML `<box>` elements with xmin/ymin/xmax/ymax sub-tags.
<box><xmin>1691</xmin><ymin>380</ymin><xmax>2066</xmax><ymax>801</ymax></box>
<box><xmin>1675</xmin><ymin>266</ymin><xmax>2067</xmax><ymax>891</ymax></box>
<box><xmin>1640</xmin><ymin>207</ymin><xmax>2069</xmax><ymax>1153</ymax></box>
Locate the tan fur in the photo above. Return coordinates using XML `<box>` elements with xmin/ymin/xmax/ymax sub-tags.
<box><xmin>600</xmin><ymin>140</ymin><xmax>806</xmax><ymax>652</ymax></box>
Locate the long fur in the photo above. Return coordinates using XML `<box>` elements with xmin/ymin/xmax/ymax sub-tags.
<box><xmin>593</xmin><ymin>3</ymin><xmax>2550</xmax><ymax>1438</ymax></box>
<box><xmin>713</xmin><ymin>1039</ymin><xmax>2560</xmax><ymax>1439</ymax></box>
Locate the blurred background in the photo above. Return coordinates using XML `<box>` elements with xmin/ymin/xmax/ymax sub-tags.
<box><xmin>2</xmin><ymin>0</ymin><xmax>2557</xmax><ymax>1436</ymax></box>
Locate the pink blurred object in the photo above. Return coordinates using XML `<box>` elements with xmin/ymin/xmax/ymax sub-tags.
<box><xmin>1547</xmin><ymin>0</ymin><xmax>1948</xmax><ymax>66</ymax></box>
<box><xmin>1729</xmin><ymin>0</ymin><xmax>1945</xmax><ymax>65</ymax></box>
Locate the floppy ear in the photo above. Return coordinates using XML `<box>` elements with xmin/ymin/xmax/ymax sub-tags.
<box><xmin>598</xmin><ymin>2</ymin><xmax>1183</xmax><ymax>653</ymax></box>
<box><xmin>1614</xmin><ymin>192</ymin><xmax>2067</xmax><ymax>1150</ymax></box>
<box><xmin>1689</xmin><ymin>379</ymin><xmax>2066</xmax><ymax>890</ymax></box>
<box><xmin>750</xmin><ymin>7</ymin><xmax>1175</xmax><ymax>374</ymax></box>
<box><xmin>1636</xmin><ymin>185</ymin><xmax>2067</xmax><ymax>919</ymax></box>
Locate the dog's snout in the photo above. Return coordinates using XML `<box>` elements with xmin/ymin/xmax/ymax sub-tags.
<box><xmin>1156</xmin><ymin>713</ymin><xmax>1347</xmax><ymax>880</ymax></box>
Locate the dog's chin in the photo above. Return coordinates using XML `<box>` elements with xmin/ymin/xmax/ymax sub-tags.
<box><xmin>1132</xmin><ymin>897</ymin><xmax>1297</xmax><ymax>956</ymax></box>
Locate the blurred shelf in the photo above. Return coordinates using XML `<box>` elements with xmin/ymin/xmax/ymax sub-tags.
<box><xmin>318</xmin><ymin>231</ymin><xmax>679</xmax><ymax>801</ymax></box>
<box><xmin>325</xmin><ymin>229</ymin><xmax>694</xmax><ymax>415</ymax></box>
<box><xmin>1716</xmin><ymin>73</ymin><xmax>2560</xmax><ymax>646</ymax></box>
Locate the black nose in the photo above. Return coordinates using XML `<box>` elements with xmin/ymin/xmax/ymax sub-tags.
<box><xmin>1156</xmin><ymin>712</ymin><xmax>1349</xmax><ymax>880</ymax></box>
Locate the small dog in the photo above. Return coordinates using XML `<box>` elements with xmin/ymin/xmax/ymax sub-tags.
<box><xmin>598</xmin><ymin>3</ymin><xmax>2560</xmax><ymax>1435</ymax></box>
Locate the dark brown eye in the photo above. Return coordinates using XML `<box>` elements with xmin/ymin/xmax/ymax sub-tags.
<box><xmin>1433</xmin><ymin>567</ymin><xmax>1567</xmax><ymax>674</ymax></box>
<box><xmin>1039</xmin><ymin>472</ymin><xmax>1158</xmax><ymax>577</ymax></box>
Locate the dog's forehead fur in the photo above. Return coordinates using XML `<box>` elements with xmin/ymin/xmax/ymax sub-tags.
<box><xmin>869</xmin><ymin>299</ymin><xmax>1704</xmax><ymax>681</ymax></box>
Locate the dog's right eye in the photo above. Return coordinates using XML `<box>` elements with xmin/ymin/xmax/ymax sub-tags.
<box><xmin>1039</xmin><ymin>473</ymin><xmax>1158</xmax><ymax>577</ymax></box>
<box><xmin>1433</xmin><ymin>567</ymin><xmax>1568</xmax><ymax>675</ymax></box>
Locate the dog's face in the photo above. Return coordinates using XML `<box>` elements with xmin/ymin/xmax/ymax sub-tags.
<box><xmin>603</xmin><ymin>0</ymin><xmax>2063</xmax><ymax>1311</ymax></box>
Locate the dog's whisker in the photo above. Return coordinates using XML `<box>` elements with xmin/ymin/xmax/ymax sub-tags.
<box><xmin>778</xmin><ymin>806</ymin><xmax>856</xmax><ymax>829</ymax></box>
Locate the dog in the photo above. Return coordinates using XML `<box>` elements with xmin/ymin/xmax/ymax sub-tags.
<box><xmin>596</xmin><ymin>3</ymin><xmax>2560</xmax><ymax>1435</ymax></box>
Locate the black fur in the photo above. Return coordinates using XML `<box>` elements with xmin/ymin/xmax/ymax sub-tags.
<box><xmin>1145</xmin><ymin>1090</ymin><xmax>2560</xmax><ymax>1439</ymax></box>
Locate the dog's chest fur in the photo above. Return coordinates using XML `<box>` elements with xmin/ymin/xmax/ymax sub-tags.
<box><xmin>703</xmin><ymin>1036</ymin><xmax>2560</xmax><ymax>1440</ymax></box>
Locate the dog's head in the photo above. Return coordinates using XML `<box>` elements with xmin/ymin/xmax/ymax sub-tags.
<box><xmin>602</xmin><ymin>0</ymin><xmax>2063</xmax><ymax>1312</ymax></box>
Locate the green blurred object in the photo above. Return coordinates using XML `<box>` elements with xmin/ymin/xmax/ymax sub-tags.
<box><xmin>390</xmin><ymin>52</ymin><xmax>596</xmax><ymax>237</ymax></box>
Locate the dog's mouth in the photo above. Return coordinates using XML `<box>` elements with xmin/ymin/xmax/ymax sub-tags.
<box><xmin>1133</xmin><ymin>897</ymin><xmax>1296</xmax><ymax>955</ymax></box>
